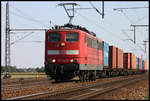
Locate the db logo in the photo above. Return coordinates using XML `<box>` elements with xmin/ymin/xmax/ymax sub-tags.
<box><xmin>60</xmin><ymin>50</ymin><xmax>66</xmax><ymax>54</ymax></box>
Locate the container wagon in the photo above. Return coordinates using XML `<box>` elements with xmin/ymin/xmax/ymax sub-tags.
<box><xmin>116</xmin><ymin>48</ymin><xmax>124</xmax><ymax>75</ymax></box>
<box><xmin>98</xmin><ymin>41</ymin><xmax>109</xmax><ymax>78</ymax></box>
<box><xmin>123</xmin><ymin>53</ymin><xmax>131</xmax><ymax>75</ymax></box>
<box><xmin>143</xmin><ymin>60</ymin><xmax>148</xmax><ymax>72</ymax></box>
<box><xmin>44</xmin><ymin>24</ymin><xmax>147</xmax><ymax>82</ymax></box>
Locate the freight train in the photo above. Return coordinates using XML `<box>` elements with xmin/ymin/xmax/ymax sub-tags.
<box><xmin>44</xmin><ymin>24</ymin><xmax>148</xmax><ymax>82</ymax></box>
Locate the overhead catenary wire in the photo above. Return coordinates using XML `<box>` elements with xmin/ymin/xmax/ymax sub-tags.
<box><xmin>76</xmin><ymin>6</ymin><xmax>146</xmax><ymax>55</ymax></box>
<box><xmin>75</xmin><ymin>11</ymin><xmax>130</xmax><ymax>51</ymax></box>
<box><xmin>11</xmin><ymin>32</ymin><xmax>34</xmax><ymax>45</ymax></box>
<box><xmin>7</xmin><ymin>3</ymin><xmax>53</xmax><ymax>46</ymax></box>
<box><xmin>115</xmin><ymin>2</ymin><xmax>148</xmax><ymax>55</ymax></box>
<box><xmin>10</xmin><ymin>10</ymin><xmax>50</xmax><ymax>29</ymax></box>
<box><xmin>75</xmin><ymin>11</ymin><xmax>124</xmax><ymax>41</ymax></box>
<box><xmin>122</xmin><ymin>29</ymin><xmax>145</xmax><ymax>54</ymax></box>
<box><xmin>122</xmin><ymin>29</ymin><xmax>146</xmax><ymax>53</ymax></box>
<box><xmin>116</xmin><ymin>2</ymin><xmax>134</xmax><ymax>24</ymax></box>
<box><xmin>13</xmin><ymin>41</ymin><xmax>44</xmax><ymax>43</ymax></box>
<box><xmin>89</xmin><ymin>1</ymin><xmax>102</xmax><ymax>15</ymax></box>
<box><xmin>120</xmin><ymin>29</ymin><xmax>139</xmax><ymax>52</ymax></box>
<box><xmin>10</xmin><ymin>4</ymin><xmax>50</xmax><ymax>28</ymax></box>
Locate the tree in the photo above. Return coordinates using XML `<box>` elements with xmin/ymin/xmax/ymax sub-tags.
<box><xmin>35</xmin><ymin>67</ymin><xmax>45</xmax><ymax>73</ymax></box>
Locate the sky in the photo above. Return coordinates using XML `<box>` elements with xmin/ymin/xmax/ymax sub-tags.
<box><xmin>1</xmin><ymin>1</ymin><xmax>149</xmax><ymax>69</ymax></box>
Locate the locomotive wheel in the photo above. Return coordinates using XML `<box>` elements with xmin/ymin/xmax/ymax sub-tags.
<box><xmin>79</xmin><ymin>71</ymin><xmax>84</xmax><ymax>82</ymax></box>
<box><xmin>89</xmin><ymin>71</ymin><xmax>93</xmax><ymax>81</ymax></box>
<box><xmin>83</xmin><ymin>73</ymin><xmax>86</xmax><ymax>82</ymax></box>
<box><xmin>79</xmin><ymin>75</ymin><xmax>82</xmax><ymax>82</ymax></box>
<box><xmin>94</xmin><ymin>71</ymin><xmax>96</xmax><ymax>81</ymax></box>
<box><xmin>85</xmin><ymin>71</ymin><xmax>88</xmax><ymax>82</ymax></box>
<box><xmin>81</xmin><ymin>72</ymin><xmax>84</xmax><ymax>82</ymax></box>
<box><xmin>87</xmin><ymin>71</ymin><xmax>90</xmax><ymax>81</ymax></box>
<box><xmin>83</xmin><ymin>71</ymin><xmax>88</xmax><ymax>82</ymax></box>
<box><xmin>55</xmin><ymin>78</ymin><xmax>58</xmax><ymax>82</ymax></box>
<box><xmin>91</xmin><ymin>71</ymin><xmax>96</xmax><ymax>81</ymax></box>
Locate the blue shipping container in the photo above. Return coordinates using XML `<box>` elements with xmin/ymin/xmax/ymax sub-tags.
<box><xmin>141</xmin><ymin>60</ymin><xmax>143</xmax><ymax>70</ymax></box>
<box><xmin>103</xmin><ymin>41</ymin><xmax>109</xmax><ymax>67</ymax></box>
<box><xmin>136</xmin><ymin>57</ymin><xmax>139</xmax><ymax>70</ymax></box>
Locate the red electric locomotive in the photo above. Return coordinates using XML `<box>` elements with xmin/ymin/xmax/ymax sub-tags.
<box><xmin>44</xmin><ymin>3</ymin><xmax>148</xmax><ymax>82</ymax></box>
<box><xmin>45</xmin><ymin>24</ymin><xmax>103</xmax><ymax>82</ymax></box>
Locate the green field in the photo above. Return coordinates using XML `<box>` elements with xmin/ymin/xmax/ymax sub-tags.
<box><xmin>1</xmin><ymin>72</ymin><xmax>47</xmax><ymax>78</ymax></box>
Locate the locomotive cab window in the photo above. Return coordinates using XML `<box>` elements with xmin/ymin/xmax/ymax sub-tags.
<box><xmin>49</xmin><ymin>33</ymin><xmax>61</xmax><ymax>42</ymax></box>
<box><xmin>66</xmin><ymin>33</ymin><xmax>78</xmax><ymax>42</ymax></box>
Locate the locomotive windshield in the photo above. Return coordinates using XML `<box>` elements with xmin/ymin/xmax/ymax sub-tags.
<box><xmin>66</xmin><ymin>33</ymin><xmax>78</xmax><ymax>42</ymax></box>
<box><xmin>49</xmin><ymin>33</ymin><xmax>61</xmax><ymax>42</ymax></box>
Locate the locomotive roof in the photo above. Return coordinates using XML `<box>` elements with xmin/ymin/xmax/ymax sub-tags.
<box><xmin>49</xmin><ymin>23</ymin><xmax>96</xmax><ymax>37</ymax></box>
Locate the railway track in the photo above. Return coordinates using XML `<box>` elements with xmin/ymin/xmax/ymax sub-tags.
<box><xmin>2</xmin><ymin>77</ymin><xmax>52</xmax><ymax>91</ymax></box>
<box><xmin>2</xmin><ymin>77</ymin><xmax>50</xmax><ymax>85</ymax></box>
<box><xmin>5</xmin><ymin>73</ymin><xmax>148</xmax><ymax>100</ymax></box>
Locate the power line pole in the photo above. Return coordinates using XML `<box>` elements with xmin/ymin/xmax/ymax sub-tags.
<box><xmin>143</xmin><ymin>40</ymin><xmax>149</xmax><ymax>53</ymax></box>
<box><xmin>132</xmin><ymin>25</ymin><xmax>136</xmax><ymax>44</ymax></box>
<box><xmin>130</xmin><ymin>24</ymin><xmax>149</xmax><ymax>44</ymax></box>
<box><xmin>5</xmin><ymin>1</ymin><xmax>11</xmax><ymax>78</ymax></box>
<box><xmin>5</xmin><ymin>1</ymin><xmax>11</xmax><ymax>72</ymax></box>
<box><xmin>102</xmin><ymin>1</ymin><xmax>104</xmax><ymax>19</ymax></box>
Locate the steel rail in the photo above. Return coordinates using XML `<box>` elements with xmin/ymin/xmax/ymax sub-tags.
<box><xmin>5</xmin><ymin>74</ymin><xmax>148</xmax><ymax>100</ymax></box>
<box><xmin>67</xmin><ymin>76</ymin><xmax>148</xmax><ymax>100</ymax></box>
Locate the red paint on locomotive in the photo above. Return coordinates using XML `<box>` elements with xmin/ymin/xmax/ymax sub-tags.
<box><xmin>45</xmin><ymin>29</ymin><xmax>103</xmax><ymax>69</ymax></box>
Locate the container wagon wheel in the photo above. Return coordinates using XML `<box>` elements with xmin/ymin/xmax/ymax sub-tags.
<box><xmin>105</xmin><ymin>71</ymin><xmax>108</xmax><ymax>78</ymax></box>
<box><xmin>104</xmin><ymin>71</ymin><xmax>107</xmax><ymax>78</ymax></box>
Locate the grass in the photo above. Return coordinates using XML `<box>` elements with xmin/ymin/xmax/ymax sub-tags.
<box><xmin>144</xmin><ymin>89</ymin><xmax>149</xmax><ymax>100</ymax></box>
<box><xmin>144</xmin><ymin>96</ymin><xmax>149</xmax><ymax>100</ymax></box>
<box><xmin>1</xmin><ymin>72</ymin><xmax>47</xmax><ymax>78</ymax></box>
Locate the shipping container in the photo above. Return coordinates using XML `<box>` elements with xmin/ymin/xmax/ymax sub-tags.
<box><xmin>139</xmin><ymin>58</ymin><xmax>141</xmax><ymax>70</ymax></box>
<box><xmin>143</xmin><ymin>60</ymin><xmax>148</xmax><ymax>71</ymax></box>
<box><xmin>134</xmin><ymin>56</ymin><xmax>137</xmax><ymax>69</ymax></box>
<box><xmin>136</xmin><ymin>57</ymin><xmax>140</xmax><ymax>70</ymax></box>
<box><xmin>123</xmin><ymin>53</ymin><xmax>130</xmax><ymax>69</ymax></box>
<box><xmin>130</xmin><ymin>53</ymin><xmax>136</xmax><ymax>69</ymax></box>
<box><xmin>109</xmin><ymin>46</ymin><xmax>116</xmax><ymax>69</ymax></box>
<box><xmin>141</xmin><ymin>59</ymin><xmax>143</xmax><ymax>70</ymax></box>
<box><xmin>116</xmin><ymin>48</ymin><xmax>123</xmax><ymax>69</ymax></box>
<box><xmin>102</xmin><ymin>41</ymin><xmax>109</xmax><ymax>68</ymax></box>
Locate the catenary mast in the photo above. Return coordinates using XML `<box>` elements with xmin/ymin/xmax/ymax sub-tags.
<box><xmin>5</xmin><ymin>1</ymin><xmax>11</xmax><ymax>75</ymax></box>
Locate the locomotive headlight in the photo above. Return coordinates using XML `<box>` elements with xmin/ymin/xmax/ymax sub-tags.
<box><xmin>52</xmin><ymin>59</ymin><xmax>56</xmax><ymax>63</ymax></box>
<box><xmin>61</xmin><ymin>42</ymin><xmax>65</xmax><ymax>46</ymax></box>
<box><xmin>70</xmin><ymin>59</ymin><xmax>73</xmax><ymax>63</ymax></box>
